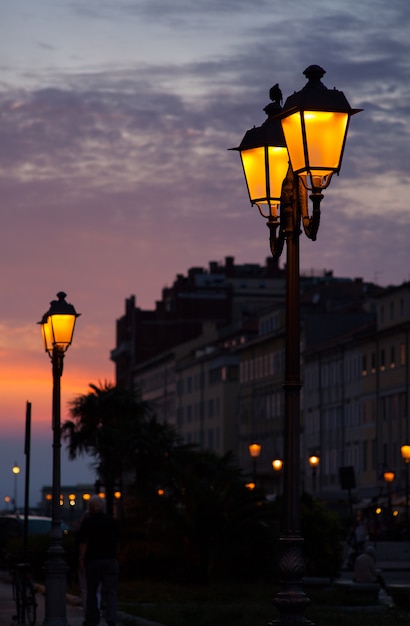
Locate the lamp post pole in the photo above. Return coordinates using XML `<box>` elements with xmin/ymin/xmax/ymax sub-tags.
<box><xmin>39</xmin><ymin>292</ymin><xmax>80</xmax><ymax>626</ymax></box>
<box><xmin>232</xmin><ymin>66</ymin><xmax>360</xmax><ymax>625</ymax></box>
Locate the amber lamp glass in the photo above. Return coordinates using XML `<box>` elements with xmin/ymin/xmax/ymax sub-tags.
<box><xmin>401</xmin><ymin>444</ymin><xmax>410</xmax><ymax>463</ymax></box>
<box><xmin>248</xmin><ymin>443</ymin><xmax>262</xmax><ymax>458</ymax></box>
<box><xmin>384</xmin><ymin>471</ymin><xmax>395</xmax><ymax>483</ymax></box>
<box><xmin>272</xmin><ymin>458</ymin><xmax>283</xmax><ymax>472</ymax></box>
<box><xmin>281</xmin><ymin>110</ymin><xmax>349</xmax><ymax>186</ymax></box>
<box><xmin>231</xmin><ymin>101</ymin><xmax>289</xmax><ymax>219</ymax></box>
<box><xmin>240</xmin><ymin>144</ymin><xmax>289</xmax><ymax>217</ymax></box>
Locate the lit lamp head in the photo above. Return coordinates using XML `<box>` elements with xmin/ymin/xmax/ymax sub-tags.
<box><xmin>401</xmin><ymin>444</ymin><xmax>410</xmax><ymax>464</ymax></box>
<box><xmin>272</xmin><ymin>458</ymin><xmax>283</xmax><ymax>472</ymax></box>
<box><xmin>309</xmin><ymin>455</ymin><xmax>320</xmax><ymax>469</ymax></box>
<box><xmin>384</xmin><ymin>470</ymin><xmax>395</xmax><ymax>483</ymax></box>
<box><xmin>230</xmin><ymin>91</ymin><xmax>289</xmax><ymax>222</ymax></box>
<box><xmin>248</xmin><ymin>442</ymin><xmax>262</xmax><ymax>459</ymax></box>
<box><xmin>278</xmin><ymin>65</ymin><xmax>361</xmax><ymax>193</ymax></box>
<box><xmin>39</xmin><ymin>292</ymin><xmax>80</xmax><ymax>356</ymax></box>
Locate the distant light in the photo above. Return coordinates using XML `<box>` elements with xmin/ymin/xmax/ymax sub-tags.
<box><xmin>272</xmin><ymin>458</ymin><xmax>283</xmax><ymax>472</ymax></box>
<box><xmin>248</xmin><ymin>443</ymin><xmax>262</xmax><ymax>458</ymax></box>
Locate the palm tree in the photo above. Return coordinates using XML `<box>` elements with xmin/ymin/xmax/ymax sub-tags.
<box><xmin>62</xmin><ymin>382</ymin><xmax>153</xmax><ymax>515</ymax></box>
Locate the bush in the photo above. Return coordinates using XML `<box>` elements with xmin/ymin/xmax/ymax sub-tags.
<box><xmin>301</xmin><ymin>493</ymin><xmax>343</xmax><ymax>578</ymax></box>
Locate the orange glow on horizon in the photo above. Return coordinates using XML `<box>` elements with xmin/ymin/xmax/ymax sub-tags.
<box><xmin>0</xmin><ymin>358</ymin><xmax>113</xmax><ymax>433</ymax></box>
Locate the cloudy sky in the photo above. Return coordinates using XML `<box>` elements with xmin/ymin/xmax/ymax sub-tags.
<box><xmin>0</xmin><ymin>0</ymin><xmax>409</xmax><ymax>508</ymax></box>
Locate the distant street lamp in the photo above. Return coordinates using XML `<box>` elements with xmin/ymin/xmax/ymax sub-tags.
<box><xmin>272</xmin><ymin>458</ymin><xmax>283</xmax><ymax>472</ymax></box>
<box><xmin>384</xmin><ymin>469</ymin><xmax>395</xmax><ymax>535</ymax></box>
<box><xmin>248</xmin><ymin>442</ymin><xmax>262</xmax><ymax>485</ymax></box>
<box><xmin>12</xmin><ymin>462</ymin><xmax>21</xmax><ymax>513</ymax></box>
<box><xmin>39</xmin><ymin>291</ymin><xmax>80</xmax><ymax>626</ymax></box>
<box><xmin>272</xmin><ymin>458</ymin><xmax>283</xmax><ymax>496</ymax></box>
<box><xmin>232</xmin><ymin>65</ymin><xmax>360</xmax><ymax>624</ymax></box>
<box><xmin>309</xmin><ymin>455</ymin><xmax>320</xmax><ymax>494</ymax></box>
<box><xmin>401</xmin><ymin>443</ymin><xmax>410</xmax><ymax>537</ymax></box>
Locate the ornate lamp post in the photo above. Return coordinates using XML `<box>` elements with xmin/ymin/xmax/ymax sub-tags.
<box><xmin>39</xmin><ymin>292</ymin><xmax>80</xmax><ymax>626</ymax></box>
<box><xmin>12</xmin><ymin>462</ymin><xmax>21</xmax><ymax>513</ymax></box>
<box><xmin>232</xmin><ymin>65</ymin><xmax>360</xmax><ymax>625</ymax></box>
<box><xmin>248</xmin><ymin>442</ymin><xmax>262</xmax><ymax>485</ymax></box>
<box><xmin>309</xmin><ymin>455</ymin><xmax>320</xmax><ymax>494</ymax></box>
<box><xmin>401</xmin><ymin>443</ymin><xmax>410</xmax><ymax>537</ymax></box>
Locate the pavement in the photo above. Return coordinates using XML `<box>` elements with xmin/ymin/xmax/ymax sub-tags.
<box><xmin>0</xmin><ymin>575</ymin><xmax>163</xmax><ymax>626</ymax></box>
<box><xmin>1</xmin><ymin>562</ymin><xmax>409</xmax><ymax>625</ymax></box>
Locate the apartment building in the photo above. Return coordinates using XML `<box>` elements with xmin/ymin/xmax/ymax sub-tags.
<box><xmin>112</xmin><ymin>256</ymin><xmax>410</xmax><ymax>503</ymax></box>
<box><xmin>303</xmin><ymin>283</ymin><xmax>410</xmax><ymax>501</ymax></box>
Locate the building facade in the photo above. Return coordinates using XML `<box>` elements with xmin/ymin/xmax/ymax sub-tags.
<box><xmin>112</xmin><ymin>256</ymin><xmax>410</xmax><ymax>507</ymax></box>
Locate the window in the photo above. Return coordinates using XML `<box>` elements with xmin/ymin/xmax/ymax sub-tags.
<box><xmin>209</xmin><ymin>367</ymin><xmax>221</xmax><ymax>385</ymax></box>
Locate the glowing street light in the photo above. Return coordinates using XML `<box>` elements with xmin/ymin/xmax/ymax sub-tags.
<box><xmin>12</xmin><ymin>462</ymin><xmax>21</xmax><ymax>513</ymax></box>
<box><xmin>232</xmin><ymin>65</ymin><xmax>360</xmax><ymax>624</ymax></box>
<box><xmin>39</xmin><ymin>291</ymin><xmax>80</xmax><ymax>626</ymax></box>
<box><xmin>248</xmin><ymin>442</ymin><xmax>262</xmax><ymax>485</ymax></box>
<box><xmin>401</xmin><ymin>444</ymin><xmax>410</xmax><ymax>537</ymax></box>
<box><xmin>309</xmin><ymin>454</ymin><xmax>320</xmax><ymax>494</ymax></box>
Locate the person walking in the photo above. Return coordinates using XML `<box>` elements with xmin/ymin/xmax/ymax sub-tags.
<box><xmin>78</xmin><ymin>495</ymin><xmax>119</xmax><ymax>626</ymax></box>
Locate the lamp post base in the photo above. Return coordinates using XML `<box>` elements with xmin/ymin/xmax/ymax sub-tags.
<box><xmin>42</xmin><ymin>547</ymin><xmax>69</xmax><ymax>626</ymax></box>
<box><xmin>271</xmin><ymin>535</ymin><xmax>312</xmax><ymax>626</ymax></box>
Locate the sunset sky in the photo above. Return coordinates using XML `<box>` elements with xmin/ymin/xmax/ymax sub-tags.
<box><xmin>0</xmin><ymin>0</ymin><xmax>409</xmax><ymax>508</ymax></box>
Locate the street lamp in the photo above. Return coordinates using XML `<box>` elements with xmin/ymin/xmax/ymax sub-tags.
<box><xmin>401</xmin><ymin>443</ymin><xmax>410</xmax><ymax>537</ymax></box>
<box><xmin>39</xmin><ymin>291</ymin><xmax>80</xmax><ymax>626</ymax></box>
<box><xmin>383</xmin><ymin>469</ymin><xmax>395</xmax><ymax>536</ymax></box>
<box><xmin>248</xmin><ymin>442</ymin><xmax>262</xmax><ymax>485</ymax></box>
<box><xmin>309</xmin><ymin>454</ymin><xmax>320</xmax><ymax>494</ymax></box>
<box><xmin>272</xmin><ymin>458</ymin><xmax>283</xmax><ymax>496</ymax></box>
<box><xmin>232</xmin><ymin>65</ymin><xmax>360</xmax><ymax>625</ymax></box>
<box><xmin>12</xmin><ymin>462</ymin><xmax>21</xmax><ymax>513</ymax></box>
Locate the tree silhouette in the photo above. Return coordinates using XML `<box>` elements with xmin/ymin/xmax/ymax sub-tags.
<box><xmin>62</xmin><ymin>382</ymin><xmax>153</xmax><ymax>515</ymax></box>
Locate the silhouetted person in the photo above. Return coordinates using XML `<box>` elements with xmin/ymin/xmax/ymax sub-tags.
<box><xmin>353</xmin><ymin>545</ymin><xmax>386</xmax><ymax>590</ymax></box>
<box><xmin>78</xmin><ymin>496</ymin><xmax>119</xmax><ymax>626</ymax></box>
